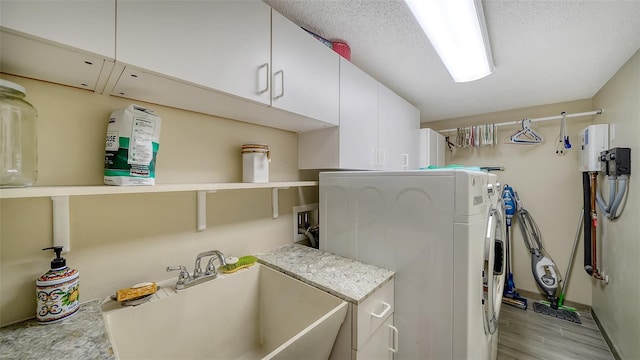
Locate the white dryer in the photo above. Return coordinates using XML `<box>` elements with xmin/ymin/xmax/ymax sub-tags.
<box><xmin>320</xmin><ymin>169</ymin><xmax>505</xmax><ymax>360</ymax></box>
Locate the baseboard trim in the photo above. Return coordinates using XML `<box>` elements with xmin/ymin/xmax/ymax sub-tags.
<box><xmin>591</xmin><ymin>308</ymin><xmax>621</xmax><ymax>360</ymax></box>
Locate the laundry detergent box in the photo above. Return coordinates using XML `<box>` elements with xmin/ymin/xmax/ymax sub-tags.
<box><xmin>104</xmin><ymin>105</ymin><xmax>161</xmax><ymax>186</ymax></box>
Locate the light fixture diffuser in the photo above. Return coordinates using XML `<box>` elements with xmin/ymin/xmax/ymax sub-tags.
<box><xmin>405</xmin><ymin>0</ymin><xmax>495</xmax><ymax>82</ymax></box>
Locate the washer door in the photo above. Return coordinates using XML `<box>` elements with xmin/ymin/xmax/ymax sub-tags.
<box><xmin>483</xmin><ymin>203</ymin><xmax>506</xmax><ymax>335</ymax></box>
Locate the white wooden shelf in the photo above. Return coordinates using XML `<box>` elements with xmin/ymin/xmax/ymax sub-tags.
<box><xmin>0</xmin><ymin>181</ymin><xmax>318</xmax><ymax>253</ymax></box>
<box><xmin>0</xmin><ymin>181</ymin><xmax>318</xmax><ymax>199</ymax></box>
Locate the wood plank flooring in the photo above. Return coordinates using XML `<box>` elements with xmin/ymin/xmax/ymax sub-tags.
<box><xmin>497</xmin><ymin>299</ymin><xmax>615</xmax><ymax>360</ymax></box>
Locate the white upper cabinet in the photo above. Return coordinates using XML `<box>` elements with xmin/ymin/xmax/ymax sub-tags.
<box><xmin>298</xmin><ymin>58</ymin><xmax>377</xmax><ymax>169</ymax></box>
<box><xmin>339</xmin><ymin>58</ymin><xmax>379</xmax><ymax>169</ymax></box>
<box><xmin>298</xmin><ymin>58</ymin><xmax>419</xmax><ymax>170</ymax></box>
<box><xmin>271</xmin><ymin>11</ymin><xmax>340</xmax><ymax>126</ymax></box>
<box><xmin>116</xmin><ymin>1</ymin><xmax>271</xmax><ymax>105</ymax></box>
<box><xmin>0</xmin><ymin>0</ymin><xmax>116</xmax><ymax>91</ymax></box>
<box><xmin>0</xmin><ymin>0</ymin><xmax>115</xmax><ymax>58</ymax></box>
<box><xmin>378</xmin><ymin>83</ymin><xmax>420</xmax><ymax>170</ymax></box>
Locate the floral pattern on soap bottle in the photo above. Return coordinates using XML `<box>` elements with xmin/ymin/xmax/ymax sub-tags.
<box><xmin>36</xmin><ymin>274</ymin><xmax>80</xmax><ymax>323</ymax></box>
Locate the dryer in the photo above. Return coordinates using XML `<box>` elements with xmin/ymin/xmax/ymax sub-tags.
<box><xmin>320</xmin><ymin>169</ymin><xmax>505</xmax><ymax>360</ymax></box>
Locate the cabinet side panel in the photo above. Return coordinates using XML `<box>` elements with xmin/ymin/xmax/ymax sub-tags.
<box><xmin>298</xmin><ymin>128</ymin><xmax>340</xmax><ymax>169</ymax></box>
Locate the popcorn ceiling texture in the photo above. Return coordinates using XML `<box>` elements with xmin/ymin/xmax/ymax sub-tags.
<box><xmin>264</xmin><ymin>0</ymin><xmax>640</xmax><ymax>122</ymax></box>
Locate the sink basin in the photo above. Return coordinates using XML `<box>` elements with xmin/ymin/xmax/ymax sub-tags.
<box><xmin>102</xmin><ymin>264</ymin><xmax>347</xmax><ymax>359</ymax></box>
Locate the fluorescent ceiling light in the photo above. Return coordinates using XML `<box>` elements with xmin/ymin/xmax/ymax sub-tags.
<box><xmin>405</xmin><ymin>0</ymin><xmax>495</xmax><ymax>82</ymax></box>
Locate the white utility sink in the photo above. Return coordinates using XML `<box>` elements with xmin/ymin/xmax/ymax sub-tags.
<box><xmin>102</xmin><ymin>264</ymin><xmax>348</xmax><ymax>359</ymax></box>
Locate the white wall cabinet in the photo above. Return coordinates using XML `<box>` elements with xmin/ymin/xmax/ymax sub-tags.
<box><xmin>419</xmin><ymin>128</ymin><xmax>446</xmax><ymax>168</ymax></box>
<box><xmin>0</xmin><ymin>0</ymin><xmax>115</xmax><ymax>92</ymax></box>
<box><xmin>114</xmin><ymin>1</ymin><xmax>338</xmax><ymax>131</ymax></box>
<box><xmin>299</xmin><ymin>58</ymin><xmax>419</xmax><ymax>170</ymax></box>
<box><xmin>298</xmin><ymin>57</ymin><xmax>378</xmax><ymax>169</ymax></box>
<box><xmin>110</xmin><ymin>1</ymin><xmax>339</xmax><ymax>132</ymax></box>
<box><xmin>0</xmin><ymin>0</ymin><xmax>115</xmax><ymax>58</ymax></box>
<box><xmin>1</xmin><ymin>0</ymin><xmax>339</xmax><ymax>132</ymax></box>
<box><xmin>271</xmin><ymin>11</ymin><xmax>340</xmax><ymax>126</ymax></box>
<box><xmin>378</xmin><ymin>83</ymin><xmax>420</xmax><ymax>170</ymax></box>
<box><xmin>116</xmin><ymin>1</ymin><xmax>271</xmax><ymax>106</ymax></box>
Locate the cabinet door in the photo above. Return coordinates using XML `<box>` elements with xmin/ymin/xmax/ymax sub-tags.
<box><xmin>0</xmin><ymin>0</ymin><xmax>115</xmax><ymax>58</ymax></box>
<box><xmin>378</xmin><ymin>84</ymin><xmax>420</xmax><ymax>170</ymax></box>
<box><xmin>339</xmin><ymin>57</ymin><xmax>379</xmax><ymax>170</ymax></box>
<box><xmin>116</xmin><ymin>0</ymin><xmax>271</xmax><ymax>105</ymax></box>
<box><xmin>271</xmin><ymin>10</ymin><xmax>339</xmax><ymax>125</ymax></box>
<box><xmin>419</xmin><ymin>128</ymin><xmax>446</xmax><ymax>168</ymax></box>
<box><xmin>356</xmin><ymin>316</ymin><xmax>396</xmax><ymax>360</ymax></box>
<box><xmin>400</xmin><ymin>100</ymin><xmax>420</xmax><ymax>170</ymax></box>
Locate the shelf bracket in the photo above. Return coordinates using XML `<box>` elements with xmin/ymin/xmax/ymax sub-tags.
<box><xmin>272</xmin><ymin>187</ymin><xmax>290</xmax><ymax>219</ymax></box>
<box><xmin>51</xmin><ymin>196</ymin><xmax>71</xmax><ymax>253</ymax></box>
<box><xmin>196</xmin><ymin>190</ymin><xmax>217</xmax><ymax>232</ymax></box>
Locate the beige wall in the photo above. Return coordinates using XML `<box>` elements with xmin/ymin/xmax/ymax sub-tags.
<box><xmin>0</xmin><ymin>74</ymin><xmax>317</xmax><ymax>326</ymax></box>
<box><xmin>591</xmin><ymin>49</ymin><xmax>639</xmax><ymax>359</ymax></box>
<box><xmin>426</xmin><ymin>99</ymin><xmax>596</xmax><ymax>307</ymax></box>
<box><xmin>427</xmin><ymin>49</ymin><xmax>640</xmax><ymax>358</ymax></box>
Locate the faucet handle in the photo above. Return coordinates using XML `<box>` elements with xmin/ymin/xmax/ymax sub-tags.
<box><xmin>166</xmin><ymin>265</ymin><xmax>190</xmax><ymax>284</ymax></box>
<box><xmin>205</xmin><ymin>250</ymin><xmax>227</xmax><ymax>275</ymax></box>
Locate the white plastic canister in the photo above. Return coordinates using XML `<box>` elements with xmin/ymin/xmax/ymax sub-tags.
<box><xmin>242</xmin><ymin>143</ymin><xmax>270</xmax><ymax>183</ymax></box>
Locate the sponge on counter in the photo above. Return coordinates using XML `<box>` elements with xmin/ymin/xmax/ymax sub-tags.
<box><xmin>219</xmin><ymin>255</ymin><xmax>257</xmax><ymax>274</ymax></box>
<box><xmin>115</xmin><ymin>282</ymin><xmax>157</xmax><ymax>302</ymax></box>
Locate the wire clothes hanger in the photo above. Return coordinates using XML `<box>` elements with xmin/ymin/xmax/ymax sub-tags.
<box><xmin>555</xmin><ymin>112</ymin><xmax>572</xmax><ymax>155</ymax></box>
<box><xmin>507</xmin><ymin>119</ymin><xmax>543</xmax><ymax>144</ymax></box>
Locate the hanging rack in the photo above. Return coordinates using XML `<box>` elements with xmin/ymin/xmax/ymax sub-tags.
<box><xmin>437</xmin><ymin>109</ymin><xmax>602</xmax><ymax>134</ymax></box>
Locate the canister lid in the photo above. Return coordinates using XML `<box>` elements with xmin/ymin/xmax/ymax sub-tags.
<box><xmin>0</xmin><ymin>79</ymin><xmax>26</xmax><ymax>94</ymax></box>
<box><xmin>242</xmin><ymin>143</ymin><xmax>269</xmax><ymax>153</ymax></box>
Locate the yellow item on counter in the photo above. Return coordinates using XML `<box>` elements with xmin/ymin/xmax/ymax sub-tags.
<box><xmin>115</xmin><ymin>282</ymin><xmax>157</xmax><ymax>302</ymax></box>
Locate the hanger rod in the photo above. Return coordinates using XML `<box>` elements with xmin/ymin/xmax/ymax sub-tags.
<box><xmin>437</xmin><ymin>109</ymin><xmax>602</xmax><ymax>133</ymax></box>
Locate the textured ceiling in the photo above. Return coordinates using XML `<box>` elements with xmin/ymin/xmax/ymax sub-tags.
<box><xmin>263</xmin><ymin>0</ymin><xmax>640</xmax><ymax>123</ymax></box>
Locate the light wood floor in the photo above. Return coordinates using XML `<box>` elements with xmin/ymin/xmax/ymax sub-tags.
<box><xmin>497</xmin><ymin>299</ymin><xmax>615</xmax><ymax>360</ymax></box>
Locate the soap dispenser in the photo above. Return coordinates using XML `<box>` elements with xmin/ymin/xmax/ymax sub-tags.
<box><xmin>36</xmin><ymin>246</ymin><xmax>80</xmax><ymax>323</ymax></box>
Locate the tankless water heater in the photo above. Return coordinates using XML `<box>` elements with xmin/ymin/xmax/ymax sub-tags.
<box><xmin>579</xmin><ymin>124</ymin><xmax>608</xmax><ymax>172</ymax></box>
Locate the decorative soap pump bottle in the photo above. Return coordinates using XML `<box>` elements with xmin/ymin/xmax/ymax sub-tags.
<box><xmin>36</xmin><ymin>246</ymin><xmax>80</xmax><ymax>324</ymax></box>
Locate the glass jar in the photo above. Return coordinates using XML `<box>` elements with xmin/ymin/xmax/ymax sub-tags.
<box><xmin>1</xmin><ymin>79</ymin><xmax>38</xmax><ymax>187</ymax></box>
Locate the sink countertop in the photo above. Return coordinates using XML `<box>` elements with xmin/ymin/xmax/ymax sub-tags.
<box><xmin>257</xmin><ymin>244</ymin><xmax>394</xmax><ymax>304</ymax></box>
<box><xmin>0</xmin><ymin>244</ymin><xmax>392</xmax><ymax>358</ymax></box>
<box><xmin>0</xmin><ymin>299</ymin><xmax>114</xmax><ymax>359</ymax></box>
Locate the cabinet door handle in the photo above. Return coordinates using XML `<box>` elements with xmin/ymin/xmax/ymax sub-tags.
<box><xmin>257</xmin><ymin>63</ymin><xmax>269</xmax><ymax>94</ymax></box>
<box><xmin>377</xmin><ymin>149</ymin><xmax>386</xmax><ymax>168</ymax></box>
<box><xmin>273</xmin><ymin>70</ymin><xmax>284</xmax><ymax>99</ymax></box>
<box><xmin>389</xmin><ymin>325</ymin><xmax>399</xmax><ymax>353</ymax></box>
<box><xmin>402</xmin><ymin>153</ymin><xmax>409</xmax><ymax>167</ymax></box>
<box><xmin>371</xmin><ymin>301</ymin><xmax>391</xmax><ymax>319</ymax></box>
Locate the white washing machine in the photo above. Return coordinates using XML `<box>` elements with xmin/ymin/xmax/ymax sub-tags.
<box><xmin>320</xmin><ymin>169</ymin><xmax>505</xmax><ymax>360</ymax></box>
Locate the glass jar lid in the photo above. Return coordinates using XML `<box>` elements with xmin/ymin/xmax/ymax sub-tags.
<box><xmin>0</xmin><ymin>79</ymin><xmax>26</xmax><ymax>94</ymax></box>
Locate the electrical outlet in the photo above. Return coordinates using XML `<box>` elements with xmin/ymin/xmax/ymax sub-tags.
<box><xmin>293</xmin><ymin>203</ymin><xmax>318</xmax><ymax>243</ymax></box>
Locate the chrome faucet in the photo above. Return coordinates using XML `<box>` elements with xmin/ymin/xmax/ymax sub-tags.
<box><xmin>167</xmin><ymin>250</ymin><xmax>227</xmax><ymax>290</ymax></box>
<box><xmin>193</xmin><ymin>250</ymin><xmax>227</xmax><ymax>278</ymax></box>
